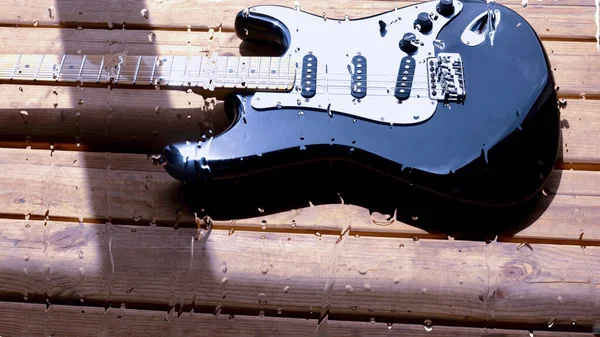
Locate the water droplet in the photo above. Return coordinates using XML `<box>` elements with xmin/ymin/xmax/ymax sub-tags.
<box><xmin>394</xmin><ymin>277</ymin><xmax>400</xmax><ymax>284</ymax></box>
<box><xmin>259</xmin><ymin>310</ymin><xmax>265</xmax><ymax>317</ymax></box>
<box><xmin>571</xmin><ymin>320</ymin><xmax>577</xmax><ymax>325</ymax></box>
<box><xmin>298</xmin><ymin>111</ymin><xmax>304</xmax><ymax>116</ymax></box>
<box><xmin>283</xmin><ymin>286</ymin><xmax>290</xmax><ymax>293</ymax></box>
<box><xmin>221</xmin><ymin>277</ymin><xmax>228</xmax><ymax>285</ymax></box>
<box><xmin>423</xmin><ymin>319</ymin><xmax>433</xmax><ymax>332</ymax></box>
<box><xmin>433</xmin><ymin>39</ymin><xmax>445</xmax><ymax>50</ymax></box>
<box><xmin>277</xmin><ymin>307</ymin><xmax>282</xmax><ymax>315</ymax></box>
<box><xmin>141</xmin><ymin>8</ymin><xmax>149</xmax><ymax>18</ymax></box>
<box><xmin>261</xmin><ymin>221</ymin><xmax>267</xmax><ymax>230</ymax></box>
<box><xmin>258</xmin><ymin>207</ymin><xmax>265</xmax><ymax>213</ymax></box>
<box><xmin>387</xmin><ymin>323</ymin><xmax>393</xmax><ymax>330</ymax></box>
<box><xmin>364</xmin><ymin>284</ymin><xmax>371</xmax><ymax>291</ymax></box>
<box><xmin>358</xmin><ymin>267</ymin><xmax>368</xmax><ymax>275</ymax></box>
<box><xmin>228</xmin><ymin>227</ymin><xmax>235</xmax><ymax>235</ymax></box>
<box><xmin>260</xmin><ymin>235</ymin><xmax>267</xmax><ymax>240</ymax></box>
<box><xmin>33</xmin><ymin>20</ymin><xmax>39</xmax><ymax>27</ymax></box>
<box><xmin>547</xmin><ymin>318</ymin><xmax>556</xmax><ymax>328</ymax></box>
<box><xmin>261</xmin><ymin>263</ymin><xmax>269</xmax><ymax>275</ymax></box>
<box><xmin>22</xmin><ymin>267</ymin><xmax>28</xmax><ymax>274</ymax></box>
<box><xmin>315</xmin><ymin>232</ymin><xmax>322</xmax><ymax>237</ymax></box>
<box><xmin>528</xmin><ymin>330</ymin><xmax>534</xmax><ymax>337</ymax></box>
<box><xmin>228</xmin><ymin>314</ymin><xmax>235</xmax><ymax>320</ymax></box>
<box><xmin>258</xmin><ymin>293</ymin><xmax>267</xmax><ymax>306</ymax></box>
<box><xmin>355</xmin><ymin>234</ymin><xmax>360</xmax><ymax>238</ymax></box>
<box><xmin>351</xmin><ymin>305</ymin><xmax>357</xmax><ymax>311</ymax></box>
<box><xmin>556</xmin><ymin>295</ymin><xmax>563</xmax><ymax>304</ymax></box>
<box><xmin>78</xmin><ymin>250</ymin><xmax>84</xmax><ymax>259</ymax></box>
<box><xmin>370</xmin><ymin>317</ymin><xmax>376</xmax><ymax>324</ymax></box>
<box><xmin>413</xmin><ymin>237</ymin><xmax>420</xmax><ymax>242</ymax></box>
<box><xmin>221</xmin><ymin>263</ymin><xmax>227</xmax><ymax>273</ymax></box>
<box><xmin>24</xmin><ymin>255</ymin><xmax>30</xmax><ymax>262</ymax></box>
<box><xmin>345</xmin><ymin>285</ymin><xmax>354</xmax><ymax>293</ymax></box>
<box><xmin>412</xmin><ymin>216</ymin><xmax>419</xmax><ymax>220</ymax></box>
<box><xmin>276</xmin><ymin>102</ymin><xmax>282</xmax><ymax>109</ymax></box>
<box><xmin>23</xmin><ymin>295</ymin><xmax>28</xmax><ymax>301</ymax></box>
<box><xmin>133</xmin><ymin>215</ymin><xmax>142</xmax><ymax>222</ymax></box>
<box><xmin>148</xmin><ymin>32</ymin><xmax>156</xmax><ymax>42</ymax></box>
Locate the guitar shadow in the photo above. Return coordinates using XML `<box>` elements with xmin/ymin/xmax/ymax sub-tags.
<box><xmin>179</xmin><ymin>136</ymin><xmax>564</xmax><ymax>240</ymax></box>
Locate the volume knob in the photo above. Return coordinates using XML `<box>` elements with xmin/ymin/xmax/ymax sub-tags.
<box><xmin>437</xmin><ymin>0</ymin><xmax>454</xmax><ymax>16</ymax></box>
<box><xmin>414</xmin><ymin>12</ymin><xmax>433</xmax><ymax>33</ymax></box>
<box><xmin>399</xmin><ymin>33</ymin><xmax>418</xmax><ymax>54</ymax></box>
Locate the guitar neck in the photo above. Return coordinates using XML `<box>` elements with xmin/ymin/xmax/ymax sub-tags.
<box><xmin>0</xmin><ymin>53</ymin><xmax>296</xmax><ymax>91</ymax></box>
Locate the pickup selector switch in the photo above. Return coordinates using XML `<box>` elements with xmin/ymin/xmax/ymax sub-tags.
<box><xmin>437</xmin><ymin>0</ymin><xmax>454</xmax><ymax>16</ymax></box>
<box><xmin>414</xmin><ymin>12</ymin><xmax>433</xmax><ymax>33</ymax></box>
<box><xmin>399</xmin><ymin>33</ymin><xmax>418</xmax><ymax>54</ymax></box>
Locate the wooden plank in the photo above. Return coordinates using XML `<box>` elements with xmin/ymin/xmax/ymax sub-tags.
<box><xmin>0</xmin><ymin>148</ymin><xmax>599</xmax><ymax>242</ymax></box>
<box><xmin>0</xmin><ymin>302</ymin><xmax>591</xmax><ymax>337</ymax></box>
<box><xmin>0</xmin><ymin>0</ymin><xmax>595</xmax><ymax>40</ymax></box>
<box><xmin>0</xmin><ymin>219</ymin><xmax>598</xmax><ymax>330</ymax></box>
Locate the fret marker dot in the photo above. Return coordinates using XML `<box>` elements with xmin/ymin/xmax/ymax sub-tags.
<box><xmin>271</xmin><ymin>70</ymin><xmax>276</xmax><ymax>74</ymax></box>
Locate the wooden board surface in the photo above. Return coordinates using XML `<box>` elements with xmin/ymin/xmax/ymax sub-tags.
<box><xmin>0</xmin><ymin>0</ymin><xmax>599</xmax><ymax>335</ymax></box>
<box><xmin>0</xmin><ymin>219</ymin><xmax>599</xmax><ymax>331</ymax></box>
<box><xmin>0</xmin><ymin>302</ymin><xmax>592</xmax><ymax>337</ymax></box>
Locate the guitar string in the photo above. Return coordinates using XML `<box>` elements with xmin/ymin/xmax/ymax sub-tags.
<box><xmin>0</xmin><ymin>70</ymin><xmax>448</xmax><ymax>89</ymax></box>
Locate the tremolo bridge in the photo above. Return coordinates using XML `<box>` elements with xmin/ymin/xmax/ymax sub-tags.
<box><xmin>427</xmin><ymin>53</ymin><xmax>466</xmax><ymax>102</ymax></box>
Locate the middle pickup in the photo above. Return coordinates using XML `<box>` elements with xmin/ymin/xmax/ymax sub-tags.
<box><xmin>350</xmin><ymin>55</ymin><xmax>367</xmax><ymax>99</ymax></box>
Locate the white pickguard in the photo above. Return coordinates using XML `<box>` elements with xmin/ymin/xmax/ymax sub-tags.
<box><xmin>249</xmin><ymin>1</ymin><xmax>463</xmax><ymax>125</ymax></box>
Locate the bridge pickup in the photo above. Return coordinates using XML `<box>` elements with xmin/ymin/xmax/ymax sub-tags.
<box><xmin>300</xmin><ymin>54</ymin><xmax>317</xmax><ymax>98</ymax></box>
<box><xmin>350</xmin><ymin>55</ymin><xmax>367</xmax><ymax>99</ymax></box>
<box><xmin>427</xmin><ymin>53</ymin><xmax>466</xmax><ymax>102</ymax></box>
<box><xmin>394</xmin><ymin>56</ymin><xmax>415</xmax><ymax>101</ymax></box>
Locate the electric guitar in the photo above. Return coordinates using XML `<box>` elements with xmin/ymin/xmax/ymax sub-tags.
<box><xmin>0</xmin><ymin>0</ymin><xmax>560</xmax><ymax>207</ymax></box>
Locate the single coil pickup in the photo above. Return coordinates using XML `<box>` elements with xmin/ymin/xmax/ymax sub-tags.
<box><xmin>301</xmin><ymin>54</ymin><xmax>317</xmax><ymax>98</ymax></box>
<box><xmin>351</xmin><ymin>55</ymin><xmax>367</xmax><ymax>99</ymax></box>
<box><xmin>394</xmin><ymin>56</ymin><xmax>416</xmax><ymax>101</ymax></box>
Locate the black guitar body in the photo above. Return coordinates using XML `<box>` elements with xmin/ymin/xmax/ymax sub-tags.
<box><xmin>161</xmin><ymin>0</ymin><xmax>560</xmax><ymax>212</ymax></box>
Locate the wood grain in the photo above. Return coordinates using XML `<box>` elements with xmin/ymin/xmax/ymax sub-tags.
<box><xmin>0</xmin><ymin>219</ymin><xmax>598</xmax><ymax>331</ymax></box>
<box><xmin>0</xmin><ymin>148</ymin><xmax>599</xmax><ymax>242</ymax></box>
<box><xmin>0</xmin><ymin>302</ymin><xmax>591</xmax><ymax>337</ymax></box>
<box><xmin>0</xmin><ymin>0</ymin><xmax>596</xmax><ymax>40</ymax></box>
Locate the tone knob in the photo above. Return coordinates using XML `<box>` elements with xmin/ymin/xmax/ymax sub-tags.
<box><xmin>437</xmin><ymin>0</ymin><xmax>454</xmax><ymax>16</ymax></box>
<box><xmin>414</xmin><ymin>12</ymin><xmax>433</xmax><ymax>33</ymax></box>
<box><xmin>399</xmin><ymin>33</ymin><xmax>418</xmax><ymax>54</ymax></box>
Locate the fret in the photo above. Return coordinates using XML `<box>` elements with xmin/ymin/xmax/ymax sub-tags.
<box><xmin>11</xmin><ymin>54</ymin><xmax>22</xmax><ymax>80</ymax></box>
<box><xmin>167</xmin><ymin>56</ymin><xmax>175</xmax><ymax>85</ymax></box>
<box><xmin>97</xmin><ymin>56</ymin><xmax>105</xmax><ymax>83</ymax></box>
<box><xmin>266</xmin><ymin>57</ymin><xmax>273</xmax><ymax>89</ymax></box>
<box><xmin>150</xmin><ymin>56</ymin><xmax>158</xmax><ymax>84</ymax></box>
<box><xmin>224</xmin><ymin>56</ymin><xmax>233</xmax><ymax>88</ymax></box>
<box><xmin>34</xmin><ymin>55</ymin><xmax>45</xmax><ymax>81</ymax></box>
<box><xmin>78</xmin><ymin>55</ymin><xmax>87</xmax><ymax>80</ymax></box>
<box><xmin>238</xmin><ymin>56</ymin><xmax>249</xmax><ymax>87</ymax></box>
<box><xmin>57</xmin><ymin>55</ymin><xmax>66</xmax><ymax>80</ymax></box>
<box><xmin>275</xmin><ymin>57</ymin><xmax>282</xmax><ymax>89</ymax></box>
<box><xmin>197</xmin><ymin>56</ymin><xmax>205</xmax><ymax>87</ymax></box>
<box><xmin>182</xmin><ymin>57</ymin><xmax>189</xmax><ymax>86</ymax></box>
<box><xmin>137</xmin><ymin>56</ymin><xmax>157</xmax><ymax>85</ymax></box>
<box><xmin>169</xmin><ymin>56</ymin><xmax>187</xmax><ymax>86</ymax></box>
<box><xmin>133</xmin><ymin>56</ymin><xmax>142</xmax><ymax>84</ymax></box>
<box><xmin>115</xmin><ymin>60</ymin><xmax>122</xmax><ymax>83</ymax></box>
